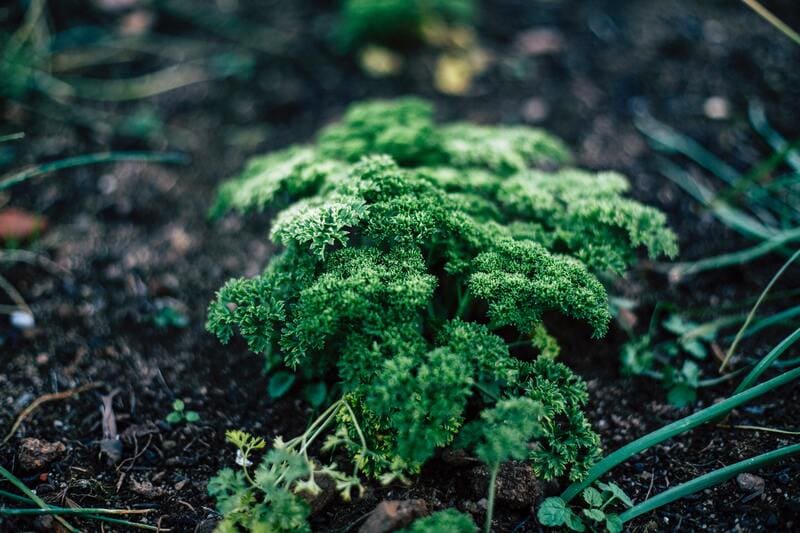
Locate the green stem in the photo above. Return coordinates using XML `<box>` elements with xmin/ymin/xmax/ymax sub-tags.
<box><xmin>0</xmin><ymin>133</ymin><xmax>24</xmax><ymax>143</ymax></box>
<box><xmin>0</xmin><ymin>490</ymin><xmax>162</xmax><ymax>531</ymax></box>
<box><xmin>620</xmin><ymin>443</ymin><xmax>800</xmax><ymax>523</ymax></box>
<box><xmin>484</xmin><ymin>464</ymin><xmax>499</xmax><ymax>533</ymax></box>
<box><xmin>0</xmin><ymin>508</ymin><xmax>151</xmax><ymax>516</ymax></box>
<box><xmin>735</xmin><ymin>326</ymin><xmax>800</xmax><ymax>393</ymax></box>
<box><xmin>561</xmin><ymin>366</ymin><xmax>800</xmax><ymax>502</ymax></box>
<box><xmin>721</xmin><ymin>248</ymin><xmax>800</xmax><ymax>371</ymax></box>
<box><xmin>741</xmin><ymin>0</ymin><xmax>800</xmax><ymax>46</ymax></box>
<box><xmin>0</xmin><ymin>151</ymin><xmax>188</xmax><ymax>191</ymax></box>
<box><xmin>668</xmin><ymin>227</ymin><xmax>800</xmax><ymax>279</ymax></box>
<box><xmin>0</xmin><ymin>465</ymin><xmax>78</xmax><ymax>532</ymax></box>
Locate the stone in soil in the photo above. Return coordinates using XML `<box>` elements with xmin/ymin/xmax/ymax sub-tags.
<box><xmin>17</xmin><ymin>438</ymin><xmax>66</xmax><ymax>471</ymax></box>
<box><xmin>359</xmin><ymin>499</ymin><xmax>430</xmax><ymax>533</ymax></box>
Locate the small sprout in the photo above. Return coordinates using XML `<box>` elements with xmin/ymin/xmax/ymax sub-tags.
<box><xmin>210</xmin><ymin>399</ymin><xmax>399</xmax><ymax>531</ymax></box>
<box><xmin>165</xmin><ymin>398</ymin><xmax>200</xmax><ymax>425</ymax></box>
<box><xmin>538</xmin><ymin>481</ymin><xmax>632</xmax><ymax>532</ymax></box>
<box><xmin>153</xmin><ymin>305</ymin><xmax>189</xmax><ymax>329</ymax></box>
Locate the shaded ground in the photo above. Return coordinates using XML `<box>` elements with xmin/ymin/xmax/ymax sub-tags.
<box><xmin>1</xmin><ymin>0</ymin><xmax>799</xmax><ymax>531</ymax></box>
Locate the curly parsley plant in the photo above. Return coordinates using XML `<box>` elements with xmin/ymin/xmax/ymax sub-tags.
<box><xmin>207</xmin><ymin>98</ymin><xmax>677</xmax><ymax>530</ymax></box>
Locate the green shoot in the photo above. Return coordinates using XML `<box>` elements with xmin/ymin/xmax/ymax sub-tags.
<box><xmin>620</xmin><ymin>443</ymin><xmax>800</xmax><ymax>523</ymax></box>
<box><xmin>721</xmin><ymin>248</ymin><xmax>800</xmax><ymax>370</ymax></box>
<box><xmin>561</xmin><ymin>365</ymin><xmax>800</xmax><ymax>501</ymax></box>
<box><xmin>539</xmin><ymin>481</ymin><xmax>632</xmax><ymax>532</ymax></box>
<box><xmin>0</xmin><ymin>151</ymin><xmax>187</xmax><ymax>192</ymax></box>
<box><xmin>165</xmin><ymin>399</ymin><xmax>200</xmax><ymax>425</ymax></box>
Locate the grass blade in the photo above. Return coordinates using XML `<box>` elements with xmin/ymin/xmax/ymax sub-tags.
<box><xmin>734</xmin><ymin>327</ymin><xmax>800</xmax><ymax>393</ymax></box>
<box><xmin>0</xmin><ymin>465</ymin><xmax>78</xmax><ymax>532</ymax></box>
<box><xmin>720</xmin><ymin>248</ymin><xmax>800</xmax><ymax>370</ymax></box>
<box><xmin>0</xmin><ymin>489</ymin><xmax>162</xmax><ymax>531</ymax></box>
<box><xmin>0</xmin><ymin>151</ymin><xmax>188</xmax><ymax>191</ymax></box>
<box><xmin>620</xmin><ymin>443</ymin><xmax>800</xmax><ymax>522</ymax></box>
<box><xmin>0</xmin><ymin>133</ymin><xmax>25</xmax><ymax>144</ymax></box>
<box><xmin>638</xmin><ymin>115</ymin><xmax>788</xmax><ymax>225</ymax></box>
<box><xmin>668</xmin><ymin>226</ymin><xmax>800</xmax><ymax>280</ymax></box>
<box><xmin>741</xmin><ymin>0</ymin><xmax>800</xmax><ymax>46</ymax></box>
<box><xmin>657</xmin><ymin>159</ymin><xmax>777</xmax><ymax>241</ymax></box>
<box><xmin>750</xmin><ymin>101</ymin><xmax>800</xmax><ymax>172</ymax></box>
<box><xmin>728</xmin><ymin>304</ymin><xmax>800</xmax><ymax>340</ymax></box>
<box><xmin>560</xmin><ymin>366</ymin><xmax>800</xmax><ymax>502</ymax></box>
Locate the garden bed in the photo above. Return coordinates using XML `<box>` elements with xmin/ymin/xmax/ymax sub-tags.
<box><xmin>1</xmin><ymin>0</ymin><xmax>798</xmax><ymax>530</ymax></box>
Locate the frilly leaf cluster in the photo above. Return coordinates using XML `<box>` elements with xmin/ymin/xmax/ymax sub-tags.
<box><xmin>207</xmin><ymin>98</ymin><xmax>677</xmax><ymax>525</ymax></box>
<box><xmin>335</xmin><ymin>0</ymin><xmax>475</xmax><ymax>51</ymax></box>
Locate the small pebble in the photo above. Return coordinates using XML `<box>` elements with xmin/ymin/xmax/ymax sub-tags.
<box><xmin>11</xmin><ymin>310</ymin><xmax>35</xmax><ymax>330</ymax></box>
<box><xmin>521</xmin><ymin>97</ymin><xmax>549</xmax><ymax>123</ymax></box>
<box><xmin>703</xmin><ymin>96</ymin><xmax>730</xmax><ymax>119</ymax></box>
<box><xmin>736</xmin><ymin>472</ymin><xmax>765</xmax><ymax>493</ymax></box>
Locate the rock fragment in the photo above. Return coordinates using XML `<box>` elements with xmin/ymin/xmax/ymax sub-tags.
<box><xmin>359</xmin><ymin>499</ymin><xmax>429</xmax><ymax>533</ymax></box>
<box><xmin>17</xmin><ymin>438</ymin><xmax>66</xmax><ymax>471</ymax></box>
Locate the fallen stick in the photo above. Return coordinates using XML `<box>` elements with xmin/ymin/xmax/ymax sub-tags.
<box><xmin>2</xmin><ymin>382</ymin><xmax>102</xmax><ymax>445</ymax></box>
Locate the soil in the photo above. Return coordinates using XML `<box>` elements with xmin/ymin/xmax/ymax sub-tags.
<box><xmin>1</xmin><ymin>0</ymin><xmax>799</xmax><ymax>531</ymax></box>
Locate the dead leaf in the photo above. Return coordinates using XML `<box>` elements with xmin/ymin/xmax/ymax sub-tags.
<box><xmin>0</xmin><ymin>208</ymin><xmax>47</xmax><ymax>242</ymax></box>
<box><xmin>434</xmin><ymin>49</ymin><xmax>489</xmax><ymax>95</ymax></box>
<box><xmin>359</xmin><ymin>46</ymin><xmax>403</xmax><ymax>78</ymax></box>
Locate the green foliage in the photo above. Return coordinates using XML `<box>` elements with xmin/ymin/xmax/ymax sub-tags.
<box><xmin>209</xmin><ymin>405</ymin><xmax>408</xmax><ymax>532</ymax></box>
<box><xmin>336</xmin><ymin>0</ymin><xmax>475</xmax><ymax>50</ymax></box>
<box><xmin>458</xmin><ymin>397</ymin><xmax>545</xmax><ymax>466</ymax></box>
<box><xmin>398</xmin><ymin>509</ymin><xmax>478</xmax><ymax>533</ymax></box>
<box><xmin>619</xmin><ymin>308</ymin><xmax>726</xmax><ymax>407</ymax></box>
<box><xmin>516</xmin><ymin>359</ymin><xmax>602</xmax><ymax>482</ymax></box>
<box><xmin>318</xmin><ymin>99</ymin><xmax>444</xmax><ymax>165</ymax></box>
<box><xmin>165</xmin><ymin>399</ymin><xmax>200</xmax><ymax>425</ymax></box>
<box><xmin>538</xmin><ymin>481</ymin><xmax>632</xmax><ymax>533</ymax></box>
<box><xmin>152</xmin><ymin>305</ymin><xmax>190</xmax><ymax>329</ymax></box>
<box><xmin>267</xmin><ymin>371</ymin><xmax>296</xmax><ymax>399</ymax></box>
<box><xmin>207</xmin><ymin>97</ymin><xmax>677</xmax><ymax>525</ymax></box>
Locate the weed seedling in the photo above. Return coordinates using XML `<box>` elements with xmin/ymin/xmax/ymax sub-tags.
<box><xmin>538</xmin><ymin>481</ymin><xmax>632</xmax><ymax>533</ymax></box>
<box><xmin>165</xmin><ymin>399</ymin><xmax>200</xmax><ymax>425</ymax></box>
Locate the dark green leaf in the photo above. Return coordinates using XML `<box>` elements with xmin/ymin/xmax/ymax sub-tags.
<box><xmin>667</xmin><ymin>384</ymin><xmax>696</xmax><ymax>407</ymax></box>
<box><xmin>304</xmin><ymin>382</ymin><xmax>327</xmax><ymax>408</ymax></box>
<box><xmin>563</xmin><ymin>510</ymin><xmax>586</xmax><ymax>532</ymax></box>
<box><xmin>597</xmin><ymin>481</ymin><xmax>634</xmax><ymax>508</ymax></box>
<box><xmin>681</xmin><ymin>339</ymin><xmax>707</xmax><ymax>359</ymax></box>
<box><xmin>582</xmin><ymin>486</ymin><xmax>603</xmax><ymax>507</ymax></box>
<box><xmin>268</xmin><ymin>371</ymin><xmax>296</xmax><ymax>399</ymax></box>
<box><xmin>166</xmin><ymin>412</ymin><xmax>183</xmax><ymax>424</ymax></box>
<box><xmin>605</xmin><ymin>513</ymin><xmax>623</xmax><ymax>533</ymax></box>
<box><xmin>582</xmin><ymin>508</ymin><xmax>605</xmax><ymax>522</ymax></box>
<box><xmin>662</xmin><ymin>315</ymin><xmax>696</xmax><ymax>335</ymax></box>
<box><xmin>537</xmin><ymin>497</ymin><xmax>568</xmax><ymax>527</ymax></box>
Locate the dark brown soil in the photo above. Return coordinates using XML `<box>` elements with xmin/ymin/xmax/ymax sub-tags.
<box><xmin>1</xmin><ymin>0</ymin><xmax>799</xmax><ymax>531</ymax></box>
